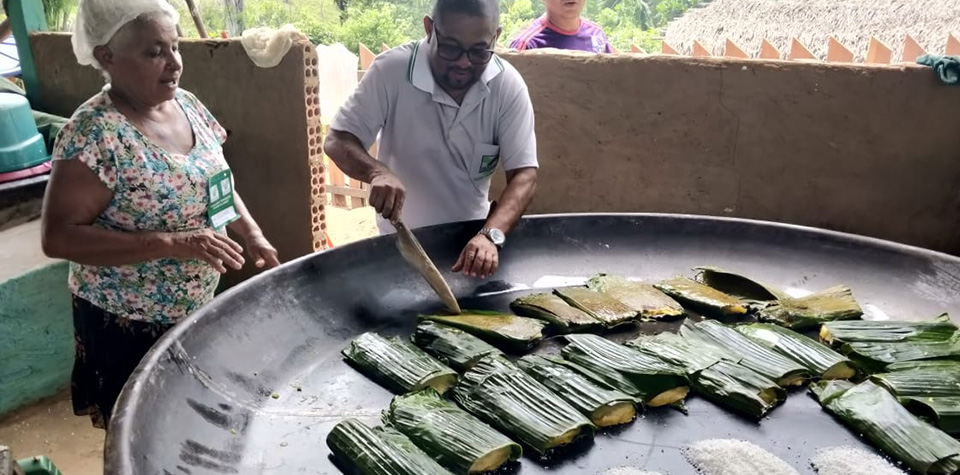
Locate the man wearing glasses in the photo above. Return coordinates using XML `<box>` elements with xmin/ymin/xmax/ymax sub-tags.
<box><xmin>324</xmin><ymin>0</ymin><xmax>539</xmax><ymax>280</ymax></box>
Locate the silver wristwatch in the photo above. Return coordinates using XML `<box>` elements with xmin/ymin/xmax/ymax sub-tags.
<box><xmin>479</xmin><ymin>227</ymin><xmax>506</xmax><ymax>248</ymax></box>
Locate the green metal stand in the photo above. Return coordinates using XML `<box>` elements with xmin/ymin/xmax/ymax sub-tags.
<box><xmin>7</xmin><ymin>0</ymin><xmax>47</xmax><ymax>108</ymax></box>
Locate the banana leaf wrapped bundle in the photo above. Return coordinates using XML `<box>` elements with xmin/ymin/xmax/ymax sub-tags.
<box><xmin>680</xmin><ymin>320</ymin><xmax>810</xmax><ymax>387</ymax></box>
<box><xmin>561</xmin><ymin>334</ymin><xmax>689</xmax><ymax>407</ymax></box>
<box><xmin>585</xmin><ymin>274</ymin><xmax>685</xmax><ymax>320</ymax></box>
<box><xmin>840</xmin><ymin>339</ymin><xmax>960</xmax><ymax>374</ymax></box>
<box><xmin>887</xmin><ymin>360</ymin><xmax>960</xmax><ymax>371</ymax></box>
<box><xmin>452</xmin><ymin>355</ymin><xmax>594</xmax><ymax>456</ymax></box>
<box><xmin>411</xmin><ymin>321</ymin><xmax>503</xmax><ymax>372</ymax></box>
<box><xmin>691</xmin><ymin>360</ymin><xmax>787</xmax><ymax>419</ymax></box>
<box><xmin>343</xmin><ymin>332</ymin><xmax>458</xmax><ymax>394</ymax></box>
<box><xmin>517</xmin><ymin>355</ymin><xmax>637</xmax><ymax>427</ymax></box>
<box><xmin>756</xmin><ymin>286</ymin><xmax>864</xmax><ymax>331</ymax></box>
<box><xmin>554</xmin><ymin>287</ymin><xmax>637</xmax><ymax>328</ymax></box>
<box><xmin>810</xmin><ymin>381</ymin><xmax>960</xmax><ymax>475</ymax></box>
<box><xmin>820</xmin><ymin>314</ymin><xmax>958</xmax><ymax>347</ymax></box>
<box><xmin>510</xmin><ymin>293</ymin><xmax>601</xmax><ymax>333</ymax></box>
<box><xmin>419</xmin><ymin>312</ymin><xmax>548</xmax><ymax>351</ymax></box>
<box><xmin>872</xmin><ymin>361</ymin><xmax>960</xmax><ymax>436</ymax></box>
<box><xmin>693</xmin><ymin>266</ymin><xmax>789</xmax><ymax>301</ymax></box>
<box><xmin>736</xmin><ymin>323</ymin><xmax>857</xmax><ymax>380</ymax></box>
<box><xmin>327</xmin><ymin>418</ymin><xmax>454</xmax><ymax>475</ymax></box>
<box><xmin>383</xmin><ymin>389</ymin><xmax>522</xmax><ymax>474</ymax></box>
<box><xmin>625</xmin><ymin>331</ymin><xmax>737</xmax><ymax>373</ymax></box>
<box><xmin>900</xmin><ymin>398</ymin><xmax>960</xmax><ymax>438</ymax></box>
<box><xmin>654</xmin><ymin>277</ymin><xmax>749</xmax><ymax>318</ymax></box>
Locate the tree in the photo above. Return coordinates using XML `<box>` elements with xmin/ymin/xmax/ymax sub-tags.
<box><xmin>222</xmin><ymin>0</ymin><xmax>244</xmax><ymax>35</ymax></box>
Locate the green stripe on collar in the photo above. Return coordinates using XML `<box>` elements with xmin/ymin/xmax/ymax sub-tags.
<box><xmin>407</xmin><ymin>41</ymin><xmax>420</xmax><ymax>83</ymax></box>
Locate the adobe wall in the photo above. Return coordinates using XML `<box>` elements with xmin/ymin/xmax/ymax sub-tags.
<box><xmin>495</xmin><ymin>51</ymin><xmax>960</xmax><ymax>254</ymax></box>
<box><xmin>28</xmin><ymin>33</ymin><xmax>325</xmax><ymax>287</ymax></box>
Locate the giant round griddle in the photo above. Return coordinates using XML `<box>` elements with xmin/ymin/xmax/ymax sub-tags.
<box><xmin>105</xmin><ymin>214</ymin><xmax>960</xmax><ymax>474</ymax></box>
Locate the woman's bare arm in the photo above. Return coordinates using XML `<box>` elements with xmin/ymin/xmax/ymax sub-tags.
<box><xmin>41</xmin><ymin>160</ymin><xmax>245</xmax><ymax>272</ymax></box>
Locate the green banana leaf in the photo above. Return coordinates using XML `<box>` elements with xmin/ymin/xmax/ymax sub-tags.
<box><xmin>872</xmin><ymin>365</ymin><xmax>960</xmax><ymax>436</ymax></box>
<box><xmin>411</xmin><ymin>321</ymin><xmax>503</xmax><ymax>372</ymax></box>
<box><xmin>693</xmin><ymin>266</ymin><xmax>789</xmax><ymax>301</ymax></box>
<box><xmin>691</xmin><ymin>360</ymin><xmax>787</xmax><ymax>419</ymax></box>
<box><xmin>452</xmin><ymin>355</ymin><xmax>595</xmax><ymax>456</ymax></box>
<box><xmin>554</xmin><ymin>287</ymin><xmax>637</xmax><ymax>328</ymax></box>
<box><xmin>872</xmin><ymin>367</ymin><xmax>960</xmax><ymax>397</ymax></box>
<box><xmin>327</xmin><ymin>418</ymin><xmax>454</xmax><ymax>475</ymax></box>
<box><xmin>342</xmin><ymin>332</ymin><xmax>458</xmax><ymax>394</ymax></box>
<box><xmin>756</xmin><ymin>286</ymin><xmax>864</xmax><ymax>331</ymax></box>
<box><xmin>901</xmin><ymin>397</ymin><xmax>960</xmax><ymax>437</ymax></box>
<box><xmin>809</xmin><ymin>380</ymin><xmax>856</xmax><ymax>405</ymax></box>
<box><xmin>510</xmin><ymin>292</ymin><xmax>601</xmax><ymax>333</ymax></box>
<box><xmin>384</xmin><ymin>389</ymin><xmax>521</xmax><ymax>474</ymax></box>
<box><xmin>419</xmin><ymin>312</ymin><xmax>548</xmax><ymax>351</ymax></box>
<box><xmin>736</xmin><ymin>323</ymin><xmax>857</xmax><ymax>380</ymax></box>
<box><xmin>680</xmin><ymin>320</ymin><xmax>810</xmax><ymax>387</ymax></box>
<box><xmin>820</xmin><ymin>314</ymin><xmax>957</xmax><ymax>347</ymax></box>
<box><xmin>886</xmin><ymin>360</ymin><xmax>960</xmax><ymax>372</ymax></box>
<box><xmin>625</xmin><ymin>331</ymin><xmax>738</xmax><ymax>373</ymax></box>
<box><xmin>517</xmin><ymin>354</ymin><xmax>638</xmax><ymax>427</ymax></box>
<box><xmin>840</xmin><ymin>338</ymin><xmax>960</xmax><ymax>374</ymax></box>
<box><xmin>654</xmin><ymin>277</ymin><xmax>749</xmax><ymax>318</ymax></box>
<box><xmin>809</xmin><ymin>381</ymin><xmax>960</xmax><ymax>475</ymax></box>
<box><xmin>585</xmin><ymin>274</ymin><xmax>685</xmax><ymax>320</ymax></box>
<box><xmin>561</xmin><ymin>334</ymin><xmax>689</xmax><ymax>407</ymax></box>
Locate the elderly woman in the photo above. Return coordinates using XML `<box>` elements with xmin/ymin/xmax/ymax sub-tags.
<box><xmin>41</xmin><ymin>0</ymin><xmax>279</xmax><ymax>429</ymax></box>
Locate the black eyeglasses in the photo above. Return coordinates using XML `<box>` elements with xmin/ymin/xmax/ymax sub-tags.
<box><xmin>433</xmin><ymin>25</ymin><xmax>496</xmax><ymax>64</ymax></box>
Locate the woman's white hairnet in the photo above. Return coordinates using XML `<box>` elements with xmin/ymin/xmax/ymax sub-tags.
<box><xmin>72</xmin><ymin>0</ymin><xmax>180</xmax><ymax>68</ymax></box>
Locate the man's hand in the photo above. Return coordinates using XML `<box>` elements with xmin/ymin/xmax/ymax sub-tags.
<box><xmin>369</xmin><ymin>169</ymin><xmax>405</xmax><ymax>223</ymax></box>
<box><xmin>242</xmin><ymin>232</ymin><xmax>280</xmax><ymax>269</ymax></box>
<box><xmin>453</xmin><ymin>235</ymin><xmax>499</xmax><ymax>279</ymax></box>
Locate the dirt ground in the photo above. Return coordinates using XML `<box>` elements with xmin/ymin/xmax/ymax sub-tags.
<box><xmin>324</xmin><ymin>205</ymin><xmax>378</xmax><ymax>246</ymax></box>
<box><xmin>0</xmin><ymin>205</ymin><xmax>376</xmax><ymax>474</ymax></box>
<box><xmin>0</xmin><ymin>391</ymin><xmax>104</xmax><ymax>475</ymax></box>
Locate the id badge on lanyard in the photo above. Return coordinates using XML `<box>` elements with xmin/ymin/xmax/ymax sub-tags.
<box><xmin>207</xmin><ymin>169</ymin><xmax>240</xmax><ymax>230</ymax></box>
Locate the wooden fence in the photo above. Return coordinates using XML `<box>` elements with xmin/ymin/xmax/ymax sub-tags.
<box><xmin>322</xmin><ymin>43</ymin><xmax>390</xmax><ymax>209</ymax></box>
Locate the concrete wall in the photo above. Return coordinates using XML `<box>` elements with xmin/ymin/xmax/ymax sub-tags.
<box><xmin>28</xmin><ymin>34</ymin><xmax>326</xmax><ymax>288</ymax></box>
<box><xmin>494</xmin><ymin>51</ymin><xmax>960</xmax><ymax>255</ymax></box>
<box><xmin>0</xmin><ymin>262</ymin><xmax>72</xmax><ymax>416</ymax></box>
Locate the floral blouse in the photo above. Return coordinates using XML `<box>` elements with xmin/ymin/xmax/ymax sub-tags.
<box><xmin>53</xmin><ymin>87</ymin><xmax>230</xmax><ymax>324</ymax></box>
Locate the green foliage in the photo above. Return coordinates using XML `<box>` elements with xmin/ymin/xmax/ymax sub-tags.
<box><xmin>655</xmin><ymin>0</ymin><xmax>700</xmax><ymax>24</ymax></box>
<box><xmin>41</xmin><ymin>0</ymin><xmax>75</xmax><ymax>30</ymax></box>
<box><xmin>28</xmin><ymin>0</ymin><xmax>703</xmax><ymax>53</ymax></box>
<box><xmin>336</xmin><ymin>3</ymin><xmax>409</xmax><ymax>53</ymax></box>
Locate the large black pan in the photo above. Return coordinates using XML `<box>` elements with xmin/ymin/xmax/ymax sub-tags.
<box><xmin>105</xmin><ymin>214</ymin><xmax>960</xmax><ymax>474</ymax></box>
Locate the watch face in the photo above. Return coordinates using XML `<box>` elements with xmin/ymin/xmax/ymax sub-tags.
<box><xmin>489</xmin><ymin>229</ymin><xmax>506</xmax><ymax>245</ymax></box>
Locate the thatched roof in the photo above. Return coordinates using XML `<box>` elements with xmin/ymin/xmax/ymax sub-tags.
<box><xmin>664</xmin><ymin>0</ymin><xmax>960</xmax><ymax>62</ymax></box>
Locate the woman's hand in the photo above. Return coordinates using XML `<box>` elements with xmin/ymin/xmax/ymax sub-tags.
<box><xmin>165</xmin><ymin>229</ymin><xmax>245</xmax><ymax>273</ymax></box>
<box><xmin>242</xmin><ymin>232</ymin><xmax>280</xmax><ymax>269</ymax></box>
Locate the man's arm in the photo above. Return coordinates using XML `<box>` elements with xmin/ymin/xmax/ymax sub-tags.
<box><xmin>484</xmin><ymin>167</ymin><xmax>538</xmax><ymax>234</ymax></box>
<box><xmin>452</xmin><ymin>167</ymin><xmax>537</xmax><ymax>279</ymax></box>
<box><xmin>323</xmin><ymin>129</ymin><xmax>405</xmax><ymax>223</ymax></box>
<box><xmin>322</xmin><ymin>54</ymin><xmax>405</xmax><ymax>223</ymax></box>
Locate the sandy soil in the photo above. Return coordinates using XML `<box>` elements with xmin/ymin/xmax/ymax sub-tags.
<box><xmin>0</xmin><ymin>391</ymin><xmax>104</xmax><ymax>475</ymax></box>
<box><xmin>324</xmin><ymin>205</ymin><xmax>378</xmax><ymax>246</ymax></box>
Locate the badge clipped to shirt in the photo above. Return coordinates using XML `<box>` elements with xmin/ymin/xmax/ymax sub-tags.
<box><xmin>208</xmin><ymin>169</ymin><xmax>240</xmax><ymax>230</ymax></box>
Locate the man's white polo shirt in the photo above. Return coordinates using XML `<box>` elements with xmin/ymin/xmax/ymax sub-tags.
<box><xmin>330</xmin><ymin>38</ymin><xmax>539</xmax><ymax>234</ymax></box>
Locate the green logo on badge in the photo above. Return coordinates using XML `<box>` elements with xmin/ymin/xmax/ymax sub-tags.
<box><xmin>478</xmin><ymin>154</ymin><xmax>499</xmax><ymax>178</ymax></box>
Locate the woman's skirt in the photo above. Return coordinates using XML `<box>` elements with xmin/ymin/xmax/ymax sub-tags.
<box><xmin>71</xmin><ymin>296</ymin><xmax>174</xmax><ymax>429</ymax></box>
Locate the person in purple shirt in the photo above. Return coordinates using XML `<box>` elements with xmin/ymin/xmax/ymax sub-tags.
<box><xmin>509</xmin><ymin>0</ymin><xmax>613</xmax><ymax>53</ymax></box>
